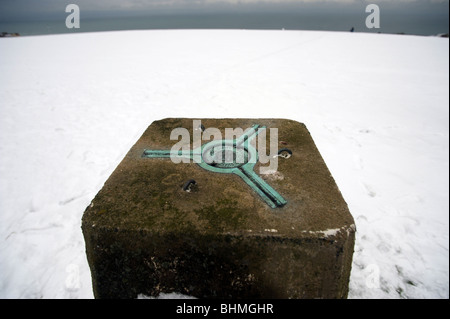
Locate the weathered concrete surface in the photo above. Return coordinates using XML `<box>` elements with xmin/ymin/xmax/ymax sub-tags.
<box><xmin>82</xmin><ymin>118</ymin><xmax>356</xmax><ymax>299</ymax></box>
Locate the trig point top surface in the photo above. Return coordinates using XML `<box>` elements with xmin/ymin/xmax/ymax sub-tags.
<box><xmin>83</xmin><ymin>118</ymin><xmax>354</xmax><ymax>239</ymax></box>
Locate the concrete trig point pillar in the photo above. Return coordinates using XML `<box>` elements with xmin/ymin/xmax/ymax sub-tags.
<box><xmin>82</xmin><ymin>118</ymin><xmax>356</xmax><ymax>298</ymax></box>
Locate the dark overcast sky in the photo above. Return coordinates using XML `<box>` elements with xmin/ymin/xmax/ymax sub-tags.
<box><xmin>0</xmin><ymin>0</ymin><xmax>448</xmax><ymax>22</ymax></box>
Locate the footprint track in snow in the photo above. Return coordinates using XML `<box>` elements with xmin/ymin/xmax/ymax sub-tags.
<box><xmin>362</xmin><ymin>182</ymin><xmax>377</xmax><ymax>198</ymax></box>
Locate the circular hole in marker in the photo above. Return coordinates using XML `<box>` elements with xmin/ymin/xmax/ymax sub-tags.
<box><xmin>202</xmin><ymin>143</ymin><xmax>249</xmax><ymax>169</ymax></box>
<box><xmin>278</xmin><ymin>148</ymin><xmax>292</xmax><ymax>159</ymax></box>
<box><xmin>182</xmin><ymin>179</ymin><xmax>197</xmax><ymax>192</ymax></box>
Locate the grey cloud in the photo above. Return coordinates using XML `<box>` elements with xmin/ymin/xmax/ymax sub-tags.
<box><xmin>1</xmin><ymin>0</ymin><xmax>448</xmax><ymax>21</ymax></box>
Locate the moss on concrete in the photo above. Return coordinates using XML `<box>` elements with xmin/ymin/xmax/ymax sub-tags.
<box><xmin>82</xmin><ymin>118</ymin><xmax>356</xmax><ymax>299</ymax></box>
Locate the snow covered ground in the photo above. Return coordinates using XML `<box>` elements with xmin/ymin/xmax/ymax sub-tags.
<box><xmin>0</xmin><ymin>30</ymin><xmax>448</xmax><ymax>299</ymax></box>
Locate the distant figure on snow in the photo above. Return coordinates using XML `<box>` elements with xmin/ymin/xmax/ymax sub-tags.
<box><xmin>350</xmin><ymin>27</ymin><xmax>355</xmax><ymax>32</ymax></box>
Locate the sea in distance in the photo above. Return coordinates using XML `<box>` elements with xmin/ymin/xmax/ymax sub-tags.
<box><xmin>0</xmin><ymin>4</ymin><xmax>448</xmax><ymax>37</ymax></box>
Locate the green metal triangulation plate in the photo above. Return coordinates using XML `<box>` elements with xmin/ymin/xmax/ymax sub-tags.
<box><xmin>142</xmin><ymin>124</ymin><xmax>287</xmax><ymax>208</ymax></box>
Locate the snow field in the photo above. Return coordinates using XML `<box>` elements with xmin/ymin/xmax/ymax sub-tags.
<box><xmin>0</xmin><ymin>30</ymin><xmax>448</xmax><ymax>298</ymax></box>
